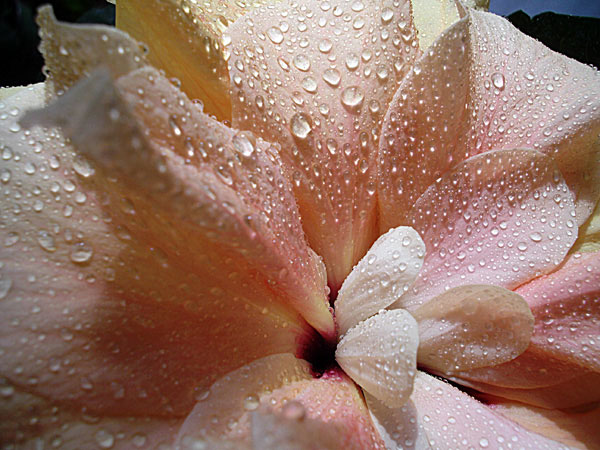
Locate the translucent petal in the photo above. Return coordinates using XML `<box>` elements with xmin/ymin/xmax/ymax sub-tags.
<box><xmin>412</xmin><ymin>372</ymin><xmax>569</xmax><ymax>449</ymax></box>
<box><xmin>0</xmin><ymin>76</ymin><xmax>325</xmax><ymax>420</ymax></box>
<box><xmin>336</xmin><ymin>309</ymin><xmax>419</xmax><ymax>408</ymax></box>
<box><xmin>228</xmin><ymin>0</ymin><xmax>420</xmax><ymax>291</ymax></box>
<box><xmin>335</xmin><ymin>226</ymin><xmax>425</xmax><ymax>336</ymax></box>
<box><xmin>365</xmin><ymin>393</ymin><xmax>431</xmax><ymax>450</ymax></box>
<box><xmin>396</xmin><ymin>149</ymin><xmax>577</xmax><ymax>311</ymax></box>
<box><xmin>412</xmin><ymin>0</ymin><xmax>460</xmax><ymax>51</ymax></box>
<box><xmin>413</xmin><ymin>285</ymin><xmax>533</xmax><ymax>372</ymax></box>
<box><xmin>378</xmin><ymin>10</ymin><xmax>600</xmax><ymax>231</ymax></box>
<box><xmin>37</xmin><ymin>5</ymin><xmax>147</xmax><ymax>99</ymax></box>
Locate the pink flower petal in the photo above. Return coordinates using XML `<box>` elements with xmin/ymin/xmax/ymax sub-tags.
<box><xmin>227</xmin><ymin>0</ymin><xmax>420</xmax><ymax>290</ymax></box>
<box><xmin>489</xmin><ymin>399</ymin><xmax>600</xmax><ymax>449</ymax></box>
<box><xmin>413</xmin><ymin>285</ymin><xmax>533</xmax><ymax>372</ymax></box>
<box><xmin>412</xmin><ymin>372</ymin><xmax>568</xmax><ymax>449</ymax></box>
<box><xmin>396</xmin><ymin>149</ymin><xmax>577</xmax><ymax>310</ymax></box>
<box><xmin>516</xmin><ymin>251</ymin><xmax>600</xmax><ymax>372</ymax></box>
<box><xmin>0</xmin><ymin>377</ymin><xmax>181</xmax><ymax>448</ymax></box>
<box><xmin>0</xmin><ymin>71</ymin><xmax>330</xmax><ymax>421</ymax></box>
<box><xmin>455</xmin><ymin>372</ymin><xmax>600</xmax><ymax>410</ymax></box>
<box><xmin>179</xmin><ymin>358</ymin><xmax>384</xmax><ymax>449</ymax></box>
<box><xmin>378</xmin><ymin>9</ymin><xmax>600</xmax><ymax>231</ymax></box>
<box><xmin>36</xmin><ymin>5</ymin><xmax>147</xmax><ymax>98</ymax></box>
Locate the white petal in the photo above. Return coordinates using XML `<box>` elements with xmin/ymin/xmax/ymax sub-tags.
<box><xmin>336</xmin><ymin>309</ymin><xmax>419</xmax><ymax>408</ymax></box>
<box><xmin>365</xmin><ymin>393</ymin><xmax>431</xmax><ymax>450</ymax></box>
<box><xmin>413</xmin><ymin>285</ymin><xmax>534</xmax><ymax>372</ymax></box>
<box><xmin>335</xmin><ymin>227</ymin><xmax>425</xmax><ymax>336</ymax></box>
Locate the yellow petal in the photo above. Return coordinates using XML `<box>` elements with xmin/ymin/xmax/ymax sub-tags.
<box><xmin>570</xmin><ymin>199</ymin><xmax>600</xmax><ymax>253</ymax></box>
<box><xmin>116</xmin><ymin>0</ymin><xmax>275</xmax><ymax>121</ymax></box>
<box><xmin>411</xmin><ymin>0</ymin><xmax>460</xmax><ymax>51</ymax></box>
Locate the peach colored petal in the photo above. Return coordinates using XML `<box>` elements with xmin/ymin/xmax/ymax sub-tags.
<box><xmin>258</xmin><ymin>368</ymin><xmax>386</xmax><ymax>449</ymax></box>
<box><xmin>378</xmin><ymin>9</ymin><xmax>600</xmax><ymax>231</ymax></box>
<box><xmin>175</xmin><ymin>353</ymin><xmax>312</xmax><ymax>445</ymax></box>
<box><xmin>457</xmin><ymin>372</ymin><xmax>600</xmax><ymax>409</ymax></box>
<box><xmin>37</xmin><ymin>5</ymin><xmax>147</xmax><ymax>100</ymax></box>
<box><xmin>412</xmin><ymin>372</ymin><xmax>569</xmax><ymax>449</ymax></box>
<box><xmin>334</xmin><ymin>226</ymin><xmax>425</xmax><ymax>336</ymax></box>
<box><xmin>413</xmin><ymin>285</ymin><xmax>533</xmax><ymax>372</ymax></box>
<box><xmin>516</xmin><ymin>251</ymin><xmax>600</xmax><ymax>372</ymax></box>
<box><xmin>452</xmin><ymin>347</ymin><xmax>588</xmax><ymax>389</ymax></box>
<box><xmin>395</xmin><ymin>149</ymin><xmax>577</xmax><ymax>311</ymax></box>
<box><xmin>336</xmin><ymin>309</ymin><xmax>419</xmax><ymax>408</ymax></box>
<box><xmin>23</xmin><ymin>67</ymin><xmax>335</xmax><ymax>340</ymax></box>
<box><xmin>490</xmin><ymin>400</ymin><xmax>600</xmax><ymax>450</ymax></box>
<box><xmin>0</xmin><ymin>76</ymin><xmax>325</xmax><ymax>421</ymax></box>
<box><xmin>570</xmin><ymin>199</ymin><xmax>600</xmax><ymax>254</ymax></box>
<box><xmin>0</xmin><ymin>377</ymin><xmax>181</xmax><ymax>449</ymax></box>
<box><xmin>115</xmin><ymin>0</ymin><xmax>267</xmax><ymax>121</ymax></box>
<box><xmin>227</xmin><ymin>0</ymin><xmax>420</xmax><ymax>291</ymax></box>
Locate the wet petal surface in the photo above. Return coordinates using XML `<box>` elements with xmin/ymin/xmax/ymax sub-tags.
<box><xmin>396</xmin><ymin>149</ymin><xmax>577</xmax><ymax>311</ymax></box>
<box><xmin>378</xmin><ymin>9</ymin><xmax>600</xmax><ymax>230</ymax></box>
<box><xmin>334</xmin><ymin>226</ymin><xmax>425</xmax><ymax>336</ymax></box>
<box><xmin>413</xmin><ymin>284</ymin><xmax>533</xmax><ymax>372</ymax></box>
<box><xmin>336</xmin><ymin>309</ymin><xmax>419</xmax><ymax>408</ymax></box>
<box><xmin>228</xmin><ymin>0</ymin><xmax>420</xmax><ymax>290</ymax></box>
<box><xmin>412</xmin><ymin>372</ymin><xmax>568</xmax><ymax>449</ymax></box>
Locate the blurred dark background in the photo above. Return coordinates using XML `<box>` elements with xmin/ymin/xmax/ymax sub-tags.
<box><xmin>1</xmin><ymin>0</ymin><xmax>599</xmax><ymax>88</ymax></box>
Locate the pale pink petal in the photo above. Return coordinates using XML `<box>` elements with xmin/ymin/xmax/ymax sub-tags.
<box><xmin>378</xmin><ymin>10</ymin><xmax>600</xmax><ymax>231</ymax></box>
<box><xmin>258</xmin><ymin>368</ymin><xmax>385</xmax><ymax>449</ymax></box>
<box><xmin>0</xmin><ymin>72</ymin><xmax>327</xmax><ymax>422</ymax></box>
<box><xmin>227</xmin><ymin>0</ymin><xmax>420</xmax><ymax>291</ymax></box>
<box><xmin>516</xmin><ymin>251</ymin><xmax>600</xmax><ymax>372</ymax></box>
<box><xmin>395</xmin><ymin>149</ymin><xmax>577</xmax><ymax>310</ymax></box>
<box><xmin>365</xmin><ymin>393</ymin><xmax>431</xmax><ymax>450</ymax></box>
<box><xmin>37</xmin><ymin>5</ymin><xmax>147</xmax><ymax>99</ymax></box>
<box><xmin>413</xmin><ymin>285</ymin><xmax>533</xmax><ymax>372</ymax></box>
<box><xmin>456</xmin><ymin>372</ymin><xmax>600</xmax><ymax>410</ymax></box>
<box><xmin>490</xmin><ymin>400</ymin><xmax>600</xmax><ymax>450</ymax></box>
<box><xmin>453</xmin><ymin>347</ymin><xmax>587</xmax><ymax>389</ymax></box>
<box><xmin>336</xmin><ymin>309</ymin><xmax>419</xmax><ymax>408</ymax></box>
<box><xmin>334</xmin><ymin>226</ymin><xmax>425</xmax><ymax>336</ymax></box>
<box><xmin>412</xmin><ymin>372</ymin><xmax>569</xmax><ymax>449</ymax></box>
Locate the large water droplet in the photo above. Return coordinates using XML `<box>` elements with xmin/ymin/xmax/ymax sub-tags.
<box><xmin>267</xmin><ymin>27</ymin><xmax>284</xmax><ymax>44</ymax></box>
<box><xmin>341</xmin><ymin>86</ymin><xmax>364</xmax><ymax>109</ymax></box>
<box><xmin>290</xmin><ymin>113</ymin><xmax>312</xmax><ymax>139</ymax></box>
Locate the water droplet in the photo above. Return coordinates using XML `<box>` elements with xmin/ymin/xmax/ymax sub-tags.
<box><xmin>95</xmin><ymin>430</ymin><xmax>115</xmax><ymax>449</ymax></box>
<box><xmin>232</xmin><ymin>132</ymin><xmax>255</xmax><ymax>157</ymax></box>
<box><xmin>37</xmin><ymin>231</ymin><xmax>57</xmax><ymax>252</ymax></box>
<box><xmin>302</xmin><ymin>76</ymin><xmax>318</xmax><ymax>93</ymax></box>
<box><xmin>381</xmin><ymin>7</ymin><xmax>394</xmax><ymax>23</ymax></box>
<box><xmin>293</xmin><ymin>54</ymin><xmax>310</xmax><ymax>72</ymax></box>
<box><xmin>70</xmin><ymin>243</ymin><xmax>93</xmax><ymax>264</ymax></box>
<box><xmin>341</xmin><ymin>86</ymin><xmax>364</xmax><ymax>109</ymax></box>
<box><xmin>318</xmin><ymin>38</ymin><xmax>333</xmax><ymax>53</ymax></box>
<box><xmin>491</xmin><ymin>72</ymin><xmax>505</xmax><ymax>90</ymax></box>
<box><xmin>345</xmin><ymin>53</ymin><xmax>360</xmax><ymax>70</ymax></box>
<box><xmin>0</xmin><ymin>278</ymin><xmax>12</xmax><ymax>299</ymax></box>
<box><xmin>323</xmin><ymin>68</ymin><xmax>341</xmax><ymax>87</ymax></box>
<box><xmin>73</xmin><ymin>156</ymin><xmax>95</xmax><ymax>178</ymax></box>
<box><xmin>290</xmin><ymin>113</ymin><xmax>312</xmax><ymax>139</ymax></box>
<box><xmin>267</xmin><ymin>27</ymin><xmax>284</xmax><ymax>44</ymax></box>
<box><xmin>244</xmin><ymin>394</ymin><xmax>260</xmax><ymax>411</ymax></box>
<box><xmin>529</xmin><ymin>232</ymin><xmax>542</xmax><ymax>242</ymax></box>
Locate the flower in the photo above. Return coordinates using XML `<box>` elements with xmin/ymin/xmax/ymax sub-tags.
<box><xmin>1</xmin><ymin>0</ymin><xmax>599</xmax><ymax>449</ymax></box>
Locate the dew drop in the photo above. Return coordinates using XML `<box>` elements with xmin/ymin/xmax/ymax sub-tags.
<box><xmin>70</xmin><ymin>244</ymin><xmax>94</xmax><ymax>264</ymax></box>
<box><xmin>341</xmin><ymin>86</ymin><xmax>364</xmax><ymax>109</ymax></box>
<box><xmin>267</xmin><ymin>27</ymin><xmax>284</xmax><ymax>44</ymax></box>
<box><xmin>491</xmin><ymin>72</ymin><xmax>505</xmax><ymax>90</ymax></box>
<box><xmin>293</xmin><ymin>54</ymin><xmax>311</xmax><ymax>72</ymax></box>
<box><xmin>290</xmin><ymin>113</ymin><xmax>312</xmax><ymax>139</ymax></box>
<box><xmin>323</xmin><ymin>68</ymin><xmax>341</xmax><ymax>87</ymax></box>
